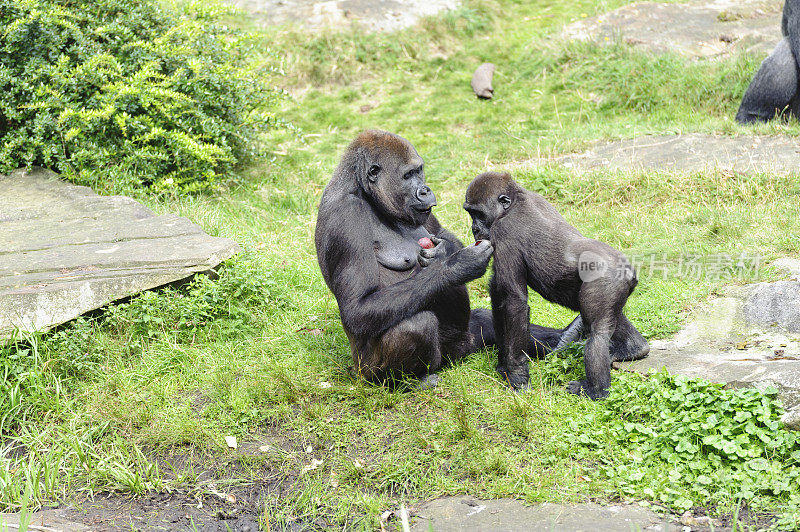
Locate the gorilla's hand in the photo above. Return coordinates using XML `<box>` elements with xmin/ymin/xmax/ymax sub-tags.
<box><xmin>443</xmin><ymin>239</ymin><xmax>493</xmax><ymax>284</ymax></box>
<box><xmin>418</xmin><ymin>235</ymin><xmax>448</xmax><ymax>267</ymax></box>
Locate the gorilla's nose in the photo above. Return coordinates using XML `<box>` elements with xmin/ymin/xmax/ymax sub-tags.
<box><xmin>416</xmin><ymin>186</ymin><xmax>436</xmax><ymax>207</ymax></box>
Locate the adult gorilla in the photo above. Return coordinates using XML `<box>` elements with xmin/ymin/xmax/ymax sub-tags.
<box><xmin>315</xmin><ymin>130</ymin><xmax>571</xmax><ymax>385</ymax></box>
<box><xmin>736</xmin><ymin>0</ymin><xmax>800</xmax><ymax>123</ymax></box>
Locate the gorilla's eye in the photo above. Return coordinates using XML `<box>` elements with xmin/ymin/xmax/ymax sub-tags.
<box><xmin>368</xmin><ymin>165</ymin><xmax>381</xmax><ymax>177</ymax></box>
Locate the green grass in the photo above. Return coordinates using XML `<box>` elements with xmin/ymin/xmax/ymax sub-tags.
<box><xmin>2</xmin><ymin>0</ymin><xmax>800</xmax><ymax>530</ymax></box>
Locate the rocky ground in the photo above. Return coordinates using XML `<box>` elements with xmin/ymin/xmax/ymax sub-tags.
<box><xmin>522</xmin><ymin>133</ymin><xmax>800</xmax><ymax>175</ymax></box>
<box><xmin>0</xmin><ymin>168</ymin><xmax>238</xmax><ymax>340</ymax></box>
<box><xmin>563</xmin><ymin>0</ymin><xmax>783</xmax><ymax>58</ymax></box>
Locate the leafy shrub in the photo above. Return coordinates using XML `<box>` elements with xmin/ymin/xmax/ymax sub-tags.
<box><xmin>0</xmin><ymin>0</ymin><xmax>283</xmax><ymax>193</ymax></box>
<box><xmin>558</xmin><ymin>369</ymin><xmax>800</xmax><ymax>516</ymax></box>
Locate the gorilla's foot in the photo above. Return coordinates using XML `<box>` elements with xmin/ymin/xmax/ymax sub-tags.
<box><xmin>611</xmin><ymin>340</ymin><xmax>651</xmax><ymax>362</ymax></box>
<box><xmin>496</xmin><ymin>366</ymin><xmax>530</xmax><ymax>391</ymax></box>
<box><xmin>566</xmin><ymin>379</ymin><xmax>609</xmax><ymax>400</ymax></box>
<box><xmin>415</xmin><ymin>373</ymin><xmax>441</xmax><ymax>390</ymax></box>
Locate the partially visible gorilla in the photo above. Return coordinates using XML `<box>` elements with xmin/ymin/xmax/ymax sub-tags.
<box><xmin>736</xmin><ymin>0</ymin><xmax>800</xmax><ymax>123</ymax></box>
<box><xmin>315</xmin><ymin>130</ymin><xmax>572</xmax><ymax>385</ymax></box>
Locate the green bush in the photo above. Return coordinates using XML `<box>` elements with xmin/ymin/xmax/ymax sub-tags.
<box><xmin>0</xmin><ymin>0</ymin><xmax>283</xmax><ymax>193</ymax></box>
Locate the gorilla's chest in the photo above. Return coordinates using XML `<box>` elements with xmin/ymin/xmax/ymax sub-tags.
<box><xmin>373</xmin><ymin>223</ymin><xmax>431</xmax><ymax>272</ymax></box>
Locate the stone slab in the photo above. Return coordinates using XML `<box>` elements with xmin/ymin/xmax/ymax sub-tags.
<box><xmin>226</xmin><ymin>0</ymin><xmax>458</xmax><ymax>32</ymax></box>
<box><xmin>0</xmin><ymin>508</ymin><xmax>90</xmax><ymax>531</ymax></box>
<box><xmin>563</xmin><ymin>0</ymin><xmax>782</xmax><ymax>59</ymax></box>
<box><xmin>525</xmin><ymin>134</ymin><xmax>800</xmax><ymax>175</ymax></box>
<box><xmin>616</xmin><ymin>261</ymin><xmax>800</xmax><ymax>423</ymax></box>
<box><xmin>0</xmin><ymin>168</ymin><xmax>240</xmax><ymax>339</ymax></box>
<box><xmin>409</xmin><ymin>497</ymin><xmax>679</xmax><ymax>532</ymax></box>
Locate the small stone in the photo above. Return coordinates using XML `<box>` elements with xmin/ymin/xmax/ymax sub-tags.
<box><xmin>680</xmin><ymin>510</ymin><xmax>721</xmax><ymax>527</ymax></box>
<box><xmin>225</xmin><ymin>436</ymin><xmax>238</xmax><ymax>449</ymax></box>
<box><xmin>782</xmin><ymin>406</ymin><xmax>800</xmax><ymax>431</ymax></box>
<box><xmin>471</xmin><ymin>63</ymin><xmax>495</xmax><ymax>99</ymax></box>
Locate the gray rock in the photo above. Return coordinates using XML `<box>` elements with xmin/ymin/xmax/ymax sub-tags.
<box><xmin>522</xmin><ymin>134</ymin><xmax>800</xmax><ymax>175</ymax></box>
<box><xmin>744</xmin><ymin>281</ymin><xmax>800</xmax><ymax>332</ymax></box>
<box><xmin>410</xmin><ymin>497</ymin><xmax>678</xmax><ymax>531</ymax></box>
<box><xmin>680</xmin><ymin>510</ymin><xmax>722</xmax><ymax>528</ymax></box>
<box><xmin>1</xmin><ymin>508</ymin><xmax>90</xmax><ymax>531</ymax></box>
<box><xmin>782</xmin><ymin>405</ymin><xmax>800</xmax><ymax>430</ymax></box>
<box><xmin>563</xmin><ymin>0</ymin><xmax>782</xmax><ymax>59</ymax></box>
<box><xmin>0</xmin><ymin>168</ymin><xmax>239</xmax><ymax>339</ymax></box>
<box><xmin>471</xmin><ymin>63</ymin><xmax>496</xmax><ymax>99</ymax></box>
<box><xmin>616</xmin><ymin>275</ymin><xmax>800</xmax><ymax>417</ymax></box>
<box><xmin>224</xmin><ymin>0</ymin><xmax>459</xmax><ymax>33</ymax></box>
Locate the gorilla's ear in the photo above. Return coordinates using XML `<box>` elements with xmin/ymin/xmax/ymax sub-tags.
<box><xmin>498</xmin><ymin>195</ymin><xmax>511</xmax><ymax>210</ymax></box>
<box><xmin>367</xmin><ymin>164</ymin><xmax>381</xmax><ymax>183</ymax></box>
<box><xmin>353</xmin><ymin>147</ymin><xmax>369</xmax><ymax>185</ymax></box>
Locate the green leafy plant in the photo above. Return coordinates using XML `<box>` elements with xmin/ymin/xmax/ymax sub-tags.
<box><xmin>558</xmin><ymin>369</ymin><xmax>800</xmax><ymax>516</ymax></box>
<box><xmin>0</xmin><ymin>0</ymin><xmax>284</xmax><ymax>193</ymax></box>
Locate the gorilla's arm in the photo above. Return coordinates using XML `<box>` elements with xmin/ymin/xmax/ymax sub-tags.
<box><xmin>735</xmin><ymin>38</ymin><xmax>798</xmax><ymax>123</ymax></box>
<box><xmin>320</xmin><ymin>197</ymin><xmax>489</xmax><ymax>338</ymax></box>
<box><xmin>784</xmin><ymin>0</ymin><xmax>800</xmax><ymax>71</ymax></box>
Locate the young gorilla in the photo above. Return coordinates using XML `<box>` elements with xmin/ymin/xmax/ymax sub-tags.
<box><xmin>736</xmin><ymin>0</ymin><xmax>800</xmax><ymax>123</ymax></box>
<box><xmin>464</xmin><ymin>172</ymin><xmax>650</xmax><ymax>399</ymax></box>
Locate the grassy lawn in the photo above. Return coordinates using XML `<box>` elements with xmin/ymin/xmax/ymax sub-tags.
<box><xmin>3</xmin><ymin>0</ymin><xmax>800</xmax><ymax>530</ymax></box>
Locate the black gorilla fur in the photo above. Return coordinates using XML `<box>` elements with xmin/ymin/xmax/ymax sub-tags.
<box><xmin>736</xmin><ymin>0</ymin><xmax>800</xmax><ymax>123</ymax></box>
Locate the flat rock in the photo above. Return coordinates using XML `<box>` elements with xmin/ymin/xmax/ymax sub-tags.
<box><xmin>616</xmin><ymin>261</ymin><xmax>800</xmax><ymax>414</ymax></box>
<box><xmin>226</xmin><ymin>0</ymin><xmax>458</xmax><ymax>32</ymax></box>
<box><xmin>563</xmin><ymin>0</ymin><xmax>782</xmax><ymax>58</ymax></box>
<box><xmin>0</xmin><ymin>168</ymin><xmax>239</xmax><ymax>339</ymax></box>
<box><xmin>1</xmin><ymin>508</ymin><xmax>89</xmax><ymax>531</ymax></box>
<box><xmin>410</xmin><ymin>497</ymin><xmax>679</xmax><ymax>531</ymax></box>
<box><xmin>525</xmin><ymin>134</ymin><xmax>800</xmax><ymax>175</ymax></box>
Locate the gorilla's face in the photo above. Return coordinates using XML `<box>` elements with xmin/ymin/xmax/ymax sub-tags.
<box><xmin>463</xmin><ymin>172</ymin><xmax>513</xmax><ymax>241</ymax></box>
<box><xmin>361</xmin><ymin>140</ymin><xmax>436</xmax><ymax>227</ymax></box>
<box><xmin>463</xmin><ymin>200</ymin><xmax>503</xmax><ymax>241</ymax></box>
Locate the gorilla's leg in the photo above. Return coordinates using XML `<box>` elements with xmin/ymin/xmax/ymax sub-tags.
<box><xmin>610</xmin><ymin>314</ymin><xmax>650</xmax><ymax>362</ymax></box>
<box><xmin>527</xmin><ymin>323</ymin><xmax>565</xmax><ymax>358</ymax></box>
<box><xmin>470</xmin><ymin>306</ymin><xmax>569</xmax><ymax>357</ymax></box>
<box><xmin>468</xmin><ymin>308</ymin><xmax>495</xmax><ymax>348</ymax></box>
<box><xmin>567</xmin><ymin>281</ymin><xmax>628</xmax><ymax>400</ymax></box>
<box><xmin>736</xmin><ymin>38</ymin><xmax>799</xmax><ymax>124</ymax></box>
<box><xmin>552</xmin><ymin>315</ymin><xmax>586</xmax><ymax>352</ymax></box>
<box><xmin>354</xmin><ymin>311</ymin><xmax>442</xmax><ymax>383</ymax></box>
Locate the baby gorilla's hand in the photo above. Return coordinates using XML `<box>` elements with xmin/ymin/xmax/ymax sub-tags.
<box><xmin>418</xmin><ymin>235</ymin><xmax>448</xmax><ymax>267</ymax></box>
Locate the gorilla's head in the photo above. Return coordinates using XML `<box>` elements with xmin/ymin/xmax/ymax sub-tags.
<box><xmin>463</xmin><ymin>171</ymin><xmax>516</xmax><ymax>241</ymax></box>
<box><xmin>349</xmin><ymin>130</ymin><xmax>436</xmax><ymax>227</ymax></box>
